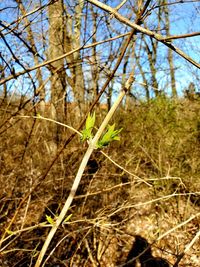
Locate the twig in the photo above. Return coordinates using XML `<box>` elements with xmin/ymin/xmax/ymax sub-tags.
<box><xmin>173</xmin><ymin>229</ymin><xmax>200</xmax><ymax>267</ymax></box>
<box><xmin>34</xmin><ymin>75</ymin><xmax>134</xmax><ymax>267</ymax></box>
<box><xmin>0</xmin><ymin>32</ymin><xmax>130</xmax><ymax>85</ymax></box>
<box><xmin>100</xmin><ymin>151</ymin><xmax>151</xmax><ymax>186</ymax></box>
<box><xmin>162</xmin><ymin>31</ymin><xmax>200</xmax><ymax>41</ymax></box>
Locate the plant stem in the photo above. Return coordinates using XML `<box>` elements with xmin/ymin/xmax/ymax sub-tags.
<box><xmin>35</xmin><ymin>86</ymin><xmax>131</xmax><ymax>267</ymax></box>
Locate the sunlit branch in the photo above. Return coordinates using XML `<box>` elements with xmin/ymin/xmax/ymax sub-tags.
<box><xmin>1</xmin><ymin>1</ymin><xmax>53</xmax><ymax>32</ymax></box>
<box><xmin>87</xmin><ymin>0</ymin><xmax>200</xmax><ymax>69</ymax></box>
<box><xmin>0</xmin><ymin>32</ymin><xmax>130</xmax><ymax>85</ymax></box>
<box><xmin>161</xmin><ymin>31</ymin><xmax>200</xmax><ymax>41</ymax></box>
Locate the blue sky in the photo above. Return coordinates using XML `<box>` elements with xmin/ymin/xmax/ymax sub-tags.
<box><xmin>0</xmin><ymin>0</ymin><xmax>200</xmax><ymax>100</ymax></box>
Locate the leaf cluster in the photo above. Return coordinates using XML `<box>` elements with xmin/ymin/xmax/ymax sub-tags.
<box><xmin>97</xmin><ymin>124</ymin><xmax>123</xmax><ymax>148</ymax></box>
<box><xmin>81</xmin><ymin>112</ymin><xmax>123</xmax><ymax>148</ymax></box>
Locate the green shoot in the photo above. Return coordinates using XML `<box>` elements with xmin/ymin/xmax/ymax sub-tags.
<box><xmin>97</xmin><ymin>124</ymin><xmax>123</xmax><ymax>148</ymax></box>
<box><xmin>63</xmin><ymin>214</ymin><xmax>72</xmax><ymax>223</ymax></box>
<box><xmin>81</xmin><ymin>112</ymin><xmax>96</xmax><ymax>141</ymax></box>
<box><xmin>46</xmin><ymin>215</ymin><xmax>55</xmax><ymax>225</ymax></box>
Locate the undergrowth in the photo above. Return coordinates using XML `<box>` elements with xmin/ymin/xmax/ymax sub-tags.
<box><xmin>0</xmin><ymin>96</ymin><xmax>199</xmax><ymax>266</ymax></box>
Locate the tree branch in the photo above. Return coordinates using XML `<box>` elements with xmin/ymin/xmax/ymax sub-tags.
<box><xmin>87</xmin><ymin>0</ymin><xmax>200</xmax><ymax>69</ymax></box>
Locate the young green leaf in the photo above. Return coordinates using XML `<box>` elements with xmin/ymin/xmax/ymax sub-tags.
<box><xmin>63</xmin><ymin>213</ymin><xmax>72</xmax><ymax>223</ymax></box>
<box><xmin>81</xmin><ymin>128</ymin><xmax>92</xmax><ymax>142</ymax></box>
<box><xmin>6</xmin><ymin>228</ymin><xmax>15</xmax><ymax>235</ymax></box>
<box><xmin>85</xmin><ymin>112</ymin><xmax>95</xmax><ymax>131</ymax></box>
<box><xmin>97</xmin><ymin>124</ymin><xmax>123</xmax><ymax>148</ymax></box>
<box><xmin>81</xmin><ymin>112</ymin><xmax>96</xmax><ymax>141</ymax></box>
<box><xmin>46</xmin><ymin>215</ymin><xmax>55</xmax><ymax>225</ymax></box>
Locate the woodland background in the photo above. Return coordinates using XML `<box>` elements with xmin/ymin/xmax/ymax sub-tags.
<box><xmin>0</xmin><ymin>0</ymin><xmax>200</xmax><ymax>266</ymax></box>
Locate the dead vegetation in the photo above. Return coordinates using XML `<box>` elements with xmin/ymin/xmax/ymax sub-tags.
<box><xmin>0</xmin><ymin>96</ymin><xmax>200</xmax><ymax>266</ymax></box>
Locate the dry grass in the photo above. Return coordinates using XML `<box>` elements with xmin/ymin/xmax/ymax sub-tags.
<box><xmin>0</xmin><ymin>96</ymin><xmax>200</xmax><ymax>266</ymax></box>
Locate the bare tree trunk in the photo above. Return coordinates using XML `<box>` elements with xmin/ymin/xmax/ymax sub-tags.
<box><xmin>0</xmin><ymin>64</ymin><xmax>7</xmax><ymax>102</ymax></box>
<box><xmin>15</xmin><ymin>0</ymin><xmax>45</xmax><ymax>101</ymax></box>
<box><xmin>143</xmin><ymin>4</ymin><xmax>161</xmax><ymax>98</ymax></box>
<box><xmin>90</xmin><ymin>5</ymin><xmax>99</xmax><ymax>101</ymax></box>
<box><xmin>64</xmin><ymin>0</ymin><xmax>85</xmax><ymax>113</ymax></box>
<box><xmin>48</xmin><ymin>0</ymin><xmax>66</xmax><ymax>142</ymax></box>
<box><xmin>144</xmin><ymin>37</ymin><xmax>159</xmax><ymax>97</ymax></box>
<box><xmin>73</xmin><ymin>1</ymin><xmax>85</xmax><ymax>108</ymax></box>
<box><xmin>136</xmin><ymin>56</ymin><xmax>150</xmax><ymax>101</ymax></box>
<box><xmin>163</xmin><ymin>0</ymin><xmax>177</xmax><ymax>98</ymax></box>
<box><xmin>122</xmin><ymin>45</ymin><xmax>131</xmax><ymax>109</ymax></box>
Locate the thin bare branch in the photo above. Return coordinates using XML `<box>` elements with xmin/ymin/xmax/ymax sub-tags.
<box><xmin>87</xmin><ymin>0</ymin><xmax>200</xmax><ymax>69</ymax></box>
<box><xmin>0</xmin><ymin>32</ymin><xmax>130</xmax><ymax>85</ymax></box>
<box><xmin>162</xmin><ymin>31</ymin><xmax>200</xmax><ymax>41</ymax></box>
